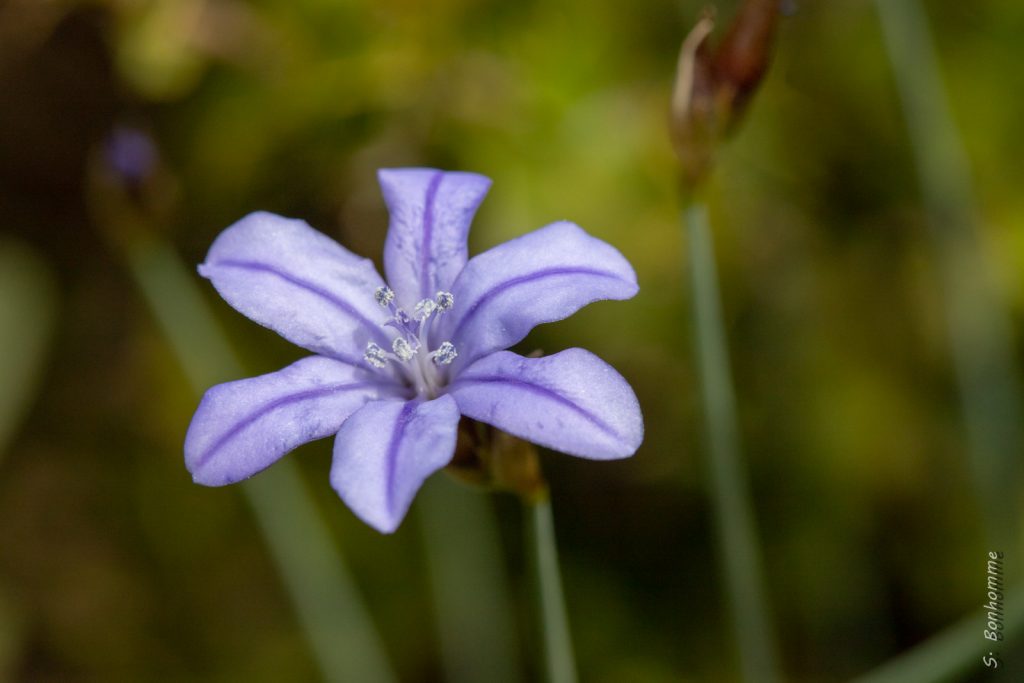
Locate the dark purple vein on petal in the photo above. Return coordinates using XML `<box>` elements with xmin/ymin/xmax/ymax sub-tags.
<box><xmin>450</xmin><ymin>266</ymin><xmax>628</xmax><ymax>343</ymax></box>
<box><xmin>211</xmin><ymin>259</ymin><xmax>390</xmax><ymax>347</ymax></box>
<box><xmin>194</xmin><ymin>381</ymin><xmax>385</xmax><ymax>470</ymax></box>
<box><xmin>450</xmin><ymin>375</ymin><xmax>621</xmax><ymax>440</ymax></box>
<box><xmin>419</xmin><ymin>171</ymin><xmax>444</xmax><ymax>300</ymax></box>
<box><xmin>383</xmin><ymin>401</ymin><xmax>416</xmax><ymax>518</ymax></box>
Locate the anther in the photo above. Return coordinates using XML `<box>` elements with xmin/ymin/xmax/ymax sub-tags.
<box><xmin>431</xmin><ymin>341</ymin><xmax>458</xmax><ymax>365</ymax></box>
<box><xmin>392</xmin><ymin>337</ymin><xmax>416</xmax><ymax>361</ymax></box>
<box><xmin>374</xmin><ymin>286</ymin><xmax>395</xmax><ymax>307</ymax></box>
<box><xmin>413</xmin><ymin>299</ymin><xmax>437</xmax><ymax>321</ymax></box>
<box><xmin>435</xmin><ymin>291</ymin><xmax>454</xmax><ymax>311</ymax></box>
<box><xmin>364</xmin><ymin>342</ymin><xmax>387</xmax><ymax>368</ymax></box>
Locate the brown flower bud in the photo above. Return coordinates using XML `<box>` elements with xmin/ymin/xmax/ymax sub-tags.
<box><xmin>670</xmin><ymin>1</ymin><xmax>780</xmax><ymax>190</ymax></box>
<box><xmin>715</xmin><ymin>0</ymin><xmax>780</xmax><ymax>128</ymax></box>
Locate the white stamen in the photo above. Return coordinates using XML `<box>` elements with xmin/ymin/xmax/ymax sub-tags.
<box><xmin>374</xmin><ymin>286</ymin><xmax>394</xmax><ymax>307</ymax></box>
<box><xmin>366</xmin><ymin>286</ymin><xmax>459</xmax><ymax>397</ymax></box>
<box><xmin>431</xmin><ymin>341</ymin><xmax>458</xmax><ymax>365</ymax></box>
<box><xmin>392</xmin><ymin>337</ymin><xmax>416</xmax><ymax>361</ymax></box>
<box><xmin>435</xmin><ymin>291</ymin><xmax>454</xmax><ymax>311</ymax></box>
<box><xmin>364</xmin><ymin>342</ymin><xmax>387</xmax><ymax>368</ymax></box>
<box><xmin>413</xmin><ymin>298</ymin><xmax>437</xmax><ymax>321</ymax></box>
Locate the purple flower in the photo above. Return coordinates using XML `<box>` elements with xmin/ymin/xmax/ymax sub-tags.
<box><xmin>185</xmin><ymin>169</ymin><xmax>643</xmax><ymax>533</ymax></box>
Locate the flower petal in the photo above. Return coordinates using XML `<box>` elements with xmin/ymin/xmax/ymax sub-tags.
<box><xmin>379</xmin><ymin>168</ymin><xmax>491</xmax><ymax>308</ymax></box>
<box><xmin>199</xmin><ymin>212</ymin><xmax>390</xmax><ymax>365</ymax></box>
<box><xmin>330</xmin><ymin>395</ymin><xmax>460</xmax><ymax>533</ymax></box>
<box><xmin>186</xmin><ymin>356</ymin><xmax>401</xmax><ymax>486</ymax></box>
<box><xmin>440</xmin><ymin>221</ymin><xmax>638</xmax><ymax>370</ymax></box>
<box><xmin>447</xmin><ymin>349</ymin><xmax>643</xmax><ymax>460</ymax></box>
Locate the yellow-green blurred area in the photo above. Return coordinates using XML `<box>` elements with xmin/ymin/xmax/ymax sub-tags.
<box><xmin>1</xmin><ymin>0</ymin><xmax>1023</xmax><ymax>681</ymax></box>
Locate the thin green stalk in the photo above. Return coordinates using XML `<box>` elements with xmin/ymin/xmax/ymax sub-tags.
<box><xmin>526</xmin><ymin>492</ymin><xmax>577</xmax><ymax>683</ymax></box>
<box><xmin>852</xmin><ymin>587</ymin><xmax>1024</xmax><ymax>683</ymax></box>
<box><xmin>418</xmin><ymin>476</ymin><xmax>523</xmax><ymax>683</ymax></box>
<box><xmin>0</xmin><ymin>239</ymin><xmax>57</xmax><ymax>679</ymax></box>
<box><xmin>125</xmin><ymin>237</ymin><xmax>396</xmax><ymax>683</ymax></box>
<box><xmin>875</xmin><ymin>0</ymin><xmax>1024</xmax><ymax>550</ymax></box>
<box><xmin>686</xmin><ymin>202</ymin><xmax>781</xmax><ymax>683</ymax></box>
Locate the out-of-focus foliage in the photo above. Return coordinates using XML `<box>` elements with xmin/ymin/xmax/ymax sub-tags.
<box><xmin>0</xmin><ymin>240</ymin><xmax>57</xmax><ymax>458</ymax></box>
<box><xmin>0</xmin><ymin>0</ymin><xmax>1022</xmax><ymax>680</ymax></box>
<box><xmin>0</xmin><ymin>239</ymin><xmax>57</xmax><ymax>681</ymax></box>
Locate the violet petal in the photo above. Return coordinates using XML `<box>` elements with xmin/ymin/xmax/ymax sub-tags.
<box><xmin>379</xmin><ymin>168</ymin><xmax>491</xmax><ymax>308</ymax></box>
<box><xmin>448</xmin><ymin>349</ymin><xmax>643</xmax><ymax>460</ymax></box>
<box><xmin>330</xmin><ymin>395</ymin><xmax>460</xmax><ymax>533</ymax></box>
<box><xmin>186</xmin><ymin>356</ymin><xmax>402</xmax><ymax>486</ymax></box>
<box><xmin>199</xmin><ymin>212</ymin><xmax>391</xmax><ymax>365</ymax></box>
<box><xmin>439</xmin><ymin>221</ymin><xmax>638</xmax><ymax>370</ymax></box>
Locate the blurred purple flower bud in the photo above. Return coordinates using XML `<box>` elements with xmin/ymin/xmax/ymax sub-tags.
<box><xmin>105</xmin><ymin>126</ymin><xmax>158</xmax><ymax>190</ymax></box>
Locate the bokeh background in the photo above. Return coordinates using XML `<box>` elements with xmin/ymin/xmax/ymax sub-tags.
<box><xmin>1</xmin><ymin>0</ymin><xmax>1023</xmax><ymax>681</ymax></box>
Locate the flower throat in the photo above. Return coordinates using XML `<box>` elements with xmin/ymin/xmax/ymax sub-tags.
<box><xmin>364</xmin><ymin>286</ymin><xmax>457</xmax><ymax>398</ymax></box>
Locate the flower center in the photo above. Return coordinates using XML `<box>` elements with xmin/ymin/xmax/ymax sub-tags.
<box><xmin>364</xmin><ymin>286</ymin><xmax>458</xmax><ymax>398</ymax></box>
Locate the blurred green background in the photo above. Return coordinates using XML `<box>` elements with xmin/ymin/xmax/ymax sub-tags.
<box><xmin>1</xmin><ymin>0</ymin><xmax>1023</xmax><ymax>680</ymax></box>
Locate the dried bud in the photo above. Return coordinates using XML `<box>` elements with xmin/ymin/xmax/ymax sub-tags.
<box><xmin>671</xmin><ymin>1</ymin><xmax>780</xmax><ymax>190</ymax></box>
<box><xmin>715</xmin><ymin>0</ymin><xmax>780</xmax><ymax>126</ymax></box>
<box><xmin>447</xmin><ymin>418</ymin><xmax>547</xmax><ymax>501</ymax></box>
<box><xmin>670</xmin><ymin>11</ymin><xmax>718</xmax><ymax>190</ymax></box>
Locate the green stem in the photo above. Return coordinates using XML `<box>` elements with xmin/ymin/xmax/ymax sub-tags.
<box><xmin>124</xmin><ymin>237</ymin><xmax>396</xmax><ymax>683</ymax></box>
<box><xmin>685</xmin><ymin>202</ymin><xmax>782</xmax><ymax>683</ymax></box>
<box><xmin>0</xmin><ymin>239</ymin><xmax>57</xmax><ymax>679</ymax></box>
<box><xmin>243</xmin><ymin>469</ymin><xmax>395</xmax><ymax>683</ymax></box>
<box><xmin>418</xmin><ymin>476</ymin><xmax>523</xmax><ymax>683</ymax></box>
<box><xmin>526</xmin><ymin>491</ymin><xmax>577</xmax><ymax>683</ymax></box>
<box><xmin>874</xmin><ymin>0</ymin><xmax>1024</xmax><ymax>550</ymax></box>
<box><xmin>852</xmin><ymin>587</ymin><xmax>1024</xmax><ymax>683</ymax></box>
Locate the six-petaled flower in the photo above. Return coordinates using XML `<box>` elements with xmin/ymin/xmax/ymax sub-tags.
<box><xmin>185</xmin><ymin>168</ymin><xmax>643</xmax><ymax>533</ymax></box>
